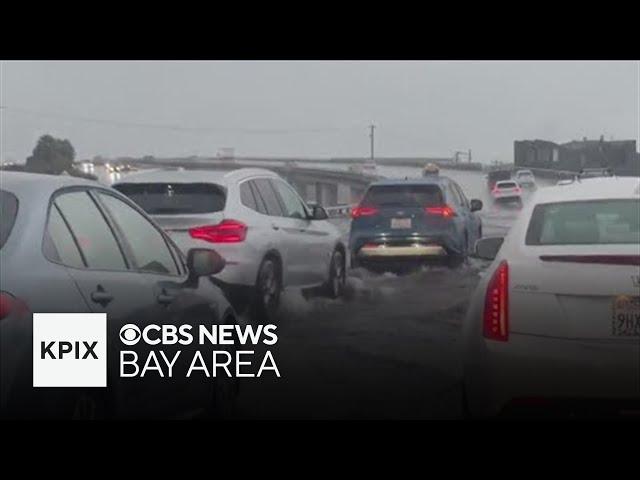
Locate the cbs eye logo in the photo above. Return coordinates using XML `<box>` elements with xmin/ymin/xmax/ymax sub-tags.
<box><xmin>119</xmin><ymin>324</ymin><xmax>141</xmax><ymax>346</ymax></box>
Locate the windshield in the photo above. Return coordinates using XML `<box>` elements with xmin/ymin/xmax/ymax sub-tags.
<box><xmin>113</xmin><ymin>183</ymin><xmax>226</xmax><ymax>215</ymax></box>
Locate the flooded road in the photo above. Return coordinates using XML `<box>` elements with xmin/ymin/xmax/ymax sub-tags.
<box><xmin>96</xmin><ymin>163</ymin><xmax>542</xmax><ymax>418</ymax></box>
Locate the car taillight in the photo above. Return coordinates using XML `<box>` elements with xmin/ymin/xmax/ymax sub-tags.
<box><xmin>425</xmin><ymin>205</ymin><xmax>456</xmax><ymax>218</ymax></box>
<box><xmin>0</xmin><ymin>292</ymin><xmax>29</xmax><ymax>321</ymax></box>
<box><xmin>351</xmin><ymin>206</ymin><xmax>379</xmax><ymax>218</ymax></box>
<box><xmin>483</xmin><ymin>260</ymin><xmax>509</xmax><ymax>342</ymax></box>
<box><xmin>189</xmin><ymin>219</ymin><xmax>247</xmax><ymax>243</ymax></box>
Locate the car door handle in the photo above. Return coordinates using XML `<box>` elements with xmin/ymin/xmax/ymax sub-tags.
<box><xmin>90</xmin><ymin>289</ymin><xmax>113</xmax><ymax>306</ymax></box>
<box><xmin>157</xmin><ymin>293</ymin><xmax>174</xmax><ymax>305</ymax></box>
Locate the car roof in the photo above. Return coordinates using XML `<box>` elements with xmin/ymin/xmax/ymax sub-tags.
<box><xmin>536</xmin><ymin>176</ymin><xmax>640</xmax><ymax>203</ymax></box>
<box><xmin>368</xmin><ymin>176</ymin><xmax>453</xmax><ymax>188</ymax></box>
<box><xmin>496</xmin><ymin>180</ymin><xmax>517</xmax><ymax>185</ymax></box>
<box><xmin>112</xmin><ymin>167</ymin><xmax>280</xmax><ymax>185</ymax></box>
<box><xmin>0</xmin><ymin>171</ymin><xmax>100</xmax><ymax>198</ymax></box>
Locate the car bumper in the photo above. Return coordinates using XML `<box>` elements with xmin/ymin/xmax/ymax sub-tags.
<box><xmin>464</xmin><ymin>333</ymin><xmax>640</xmax><ymax>417</ymax></box>
<box><xmin>350</xmin><ymin>232</ymin><xmax>463</xmax><ymax>262</ymax></box>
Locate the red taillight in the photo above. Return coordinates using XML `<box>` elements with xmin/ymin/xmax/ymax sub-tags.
<box><xmin>425</xmin><ymin>205</ymin><xmax>456</xmax><ymax>218</ymax></box>
<box><xmin>0</xmin><ymin>292</ymin><xmax>29</xmax><ymax>320</ymax></box>
<box><xmin>483</xmin><ymin>260</ymin><xmax>509</xmax><ymax>342</ymax></box>
<box><xmin>351</xmin><ymin>206</ymin><xmax>379</xmax><ymax>218</ymax></box>
<box><xmin>188</xmin><ymin>219</ymin><xmax>247</xmax><ymax>243</ymax></box>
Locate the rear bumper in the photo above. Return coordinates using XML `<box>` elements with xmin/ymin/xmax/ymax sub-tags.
<box><xmin>464</xmin><ymin>333</ymin><xmax>640</xmax><ymax>418</ymax></box>
<box><xmin>349</xmin><ymin>232</ymin><xmax>464</xmax><ymax>264</ymax></box>
<box><xmin>358</xmin><ymin>244</ymin><xmax>447</xmax><ymax>258</ymax></box>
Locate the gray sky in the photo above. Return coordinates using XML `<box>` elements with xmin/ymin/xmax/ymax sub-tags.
<box><xmin>1</xmin><ymin>61</ymin><xmax>638</xmax><ymax>163</ymax></box>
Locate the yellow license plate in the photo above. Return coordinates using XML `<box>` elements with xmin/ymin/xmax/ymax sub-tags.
<box><xmin>611</xmin><ymin>296</ymin><xmax>640</xmax><ymax>337</ymax></box>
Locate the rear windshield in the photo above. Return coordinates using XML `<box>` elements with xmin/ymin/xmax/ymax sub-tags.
<box><xmin>497</xmin><ymin>182</ymin><xmax>517</xmax><ymax>189</ymax></box>
<box><xmin>113</xmin><ymin>183</ymin><xmax>226</xmax><ymax>215</ymax></box>
<box><xmin>0</xmin><ymin>190</ymin><xmax>19</xmax><ymax>249</ymax></box>
<box><xmin>526</xmin><ymin>200</ymin><xmax>640</xmax><ymax>245</ymax></box>
<box><xmin>362</xmin><ymin>184</ymin><xmax>444</xmax><ymax>207</ymax></box>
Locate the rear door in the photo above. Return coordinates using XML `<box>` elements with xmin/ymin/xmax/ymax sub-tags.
<box><xmin>94</xmin><ymin>191</ymin><xmax>215</xmax><ymax>414</ymax></box>
<box><xmin>270</xmin><ymin>178</ymin><xmax>329</xmax><ymax>286</ymax></box>
<box><xmin>46</xmin><ymin>189</ymin><xmax>159</xmax><ymax>414</ymax></box>
<box><xmin>251</xmin><ymin>178</ymin><xmax>304</xmax><ymax>285</ymax></box>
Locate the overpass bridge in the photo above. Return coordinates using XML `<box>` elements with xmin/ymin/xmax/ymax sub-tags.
<box><xmin>126</xmin><ymin>157</ymin><xmax>380</xmax><ymax>207</ymax></box>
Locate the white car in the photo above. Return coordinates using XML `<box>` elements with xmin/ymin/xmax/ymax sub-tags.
<box><xmin>113</xmin><ymin>168</ymin><xmax>347</xmax><ymax>322</ymax></box>
<box><xmin>462</xmin><ymin>177</ymin><xmax>640</xmax><ymax>417</ymax></box>
<box><xmin>491</xmin><ymin>180</ymin><xmax>522</xmax><ymax>202</ymax></box>
<box><xmin>514</xmin><ymin>169</ymin><xmax>536</xmax><ymax>188</ymax></box>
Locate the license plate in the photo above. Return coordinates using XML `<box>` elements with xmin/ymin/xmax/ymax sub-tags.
<box><xmin>611</xmin><ymin>296</ymin><xmax>640</xmax><ymax>337</ymax></box>
<box><xmin>391</xmin><ymin>218</ymin><xmax>411</xmax><ymax>229</ymax></box>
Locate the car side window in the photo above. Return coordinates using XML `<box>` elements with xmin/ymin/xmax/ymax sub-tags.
<box><xmin>446</xmin><ymin>183</ymin><xmax>463</xmax><ymax>207</ymax></box>
<box><xmin>97</xmin><ymin>193</ymin><xmax>179</xmax><ymax>275</ymax></box>
<box><xmin>239</xmin><ymin>181</ymin><xmax>258</xmax><ymax>211</ymax></box>
<box><xmin>454</xmin><ymin>183</ymin><xmax>469</xmax><ymax>209</ymax></box>
<box><xmin>252</xmin><ymin>178</ymin><xmax>284</xmax><ymax>217</ymax></box>
<box><xmin>54</xmin><ymin>191</ymin><xmax>128</xmax><ymax>270</ymax></box>
<box><xmin>44</xmin><ymin>204</ymin><xmax>85</xmax><ymax>268</ymax></box>
<box><xmin>270</xmin><ymin>179</ymin><xmax>307</xmax><ymax>219</ymax></box>
<box><xmin>248</xmin><ymin>181</ymin><xmax>268</xmax><ymax>214</ymax></box>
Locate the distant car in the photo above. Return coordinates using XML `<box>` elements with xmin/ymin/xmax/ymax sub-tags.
<box><xmin>514</xmin><ymin>169</ymin><xmax>536</xmax><ymax>188</ymax></box>
<box><xmin>462</xmin><ymin>177</ymin><xmax>640</xmax><ymax>418</ymax></box>
<box><xmin>491</xmin><ymin>180</ymin><xmax>522</xmax><ymax>203</ymax></box>
<box><xmin>579</xmin><ymin>168</ymin><xmax>613</xmax><ymax>179</ymax></box>
<box><xmin>113</xmin><ymin>168</ymin><xmax>346</xmax><ymax>322</ymax></box>
<box><xmin>486</xmin><ymin>170</ymin><xmax>512</xmax><ymax>190</ymax></box>
<box><xmin>0</xmin><ymin>172</ymin><xmax>237</xmax><ymax>419</ymax></box>
<box><xmin>349</xmin><ymin>176</ymin><xmax>483</xmax><ymax>271</ymax></box>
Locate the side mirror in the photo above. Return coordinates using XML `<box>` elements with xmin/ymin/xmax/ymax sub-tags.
<box><xmin>310</xmin><ymin>205</ymin><xmax>329</xmax><ymax>220</ymax></box>
<box><xmin>473</xmin><ymin>237</ymin><xmax>504</xmax><ymax>261</ymax></box>
<box><xmin>470</xmin><ymin>199</ymin><xmax>483</xmax><ymax>212</ymax></box>
<box><xmin>186</xmin><ymin>248</ymin><xmax>225</xmax><ymax>277</ymax></box>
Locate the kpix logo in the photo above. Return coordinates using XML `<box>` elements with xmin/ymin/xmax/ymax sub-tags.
<box><xmin>33</xmin><ymin>313</ymin><xmax>107</xmax><ymax>387</ymax></box>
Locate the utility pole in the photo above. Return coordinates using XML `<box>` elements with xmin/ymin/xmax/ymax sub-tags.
<box><xmin>468</xmin><ymin>149</ymin><xmax>472</xmax><ymax>163</ymax></box>
<box><xmin>369</xmin><ymin>124</ymin><xmax>376</xmax><ymax>161</ymax></box>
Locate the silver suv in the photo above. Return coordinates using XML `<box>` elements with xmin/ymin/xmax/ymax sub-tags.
<box><xmin>114</xmin><ymin>168</ymin><xmax>346</xmax><ymax>321</ymax></box>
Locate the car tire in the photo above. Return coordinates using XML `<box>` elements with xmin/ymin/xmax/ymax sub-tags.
<box><xmin>253</xmin><ymin>257</ymin><xmax>282</xmax><ymax>324</ymax></box>
<box><xmin>325</xmin><ymin>249</ymin><xmax>346</xmax><ymax>299</ymax></box>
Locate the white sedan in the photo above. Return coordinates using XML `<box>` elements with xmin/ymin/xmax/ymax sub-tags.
<box><xmin>491</xmin><ymin>180</ymin><xmax>522</xmax><ymax>202</ymax></box>
<box><xmin>462</xmin><ymin>177</ymin><xmax>640</xmax><ymax>417</ymax></box>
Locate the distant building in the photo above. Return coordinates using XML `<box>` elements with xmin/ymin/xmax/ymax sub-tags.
<box><xmin>514</xmin><ymin>137</ymin><xmax>639</xmax><ymax>176</ymax></box>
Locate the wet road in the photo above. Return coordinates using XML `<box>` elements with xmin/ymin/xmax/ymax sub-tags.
<box><xmin>96</xmin><ymin>164</ymin><xmax>545</xmax><ymax>418</ymax></box>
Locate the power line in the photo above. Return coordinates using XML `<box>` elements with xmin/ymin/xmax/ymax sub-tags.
<box><xmin>1</xmin><ymin>105</ymin><xmax>362</xmax><ymax>136</ymax></box>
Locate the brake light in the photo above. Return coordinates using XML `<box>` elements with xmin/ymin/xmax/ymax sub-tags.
<box><xmin>189</xmin><ymin>219</ymin><xmax>247</xmax><ymax>243</ymax></box>
<box><xmin>0</xmin><ymin>292</ymin><xmax>29</xmax><ymax>321</ymax></box>
<box><xmin>483</xmin><ymin>261</ymin><xmax>509</xmax><ymax>342</ymax></box>
<box><xmin>351</xmin><ymin>206</ymin><xmax>379</xmax><ymax>218</ymax></box>
<box><xmin>425</xmin><ymin>205</ymin><xmax>456</xmax><ymax>218</ymax></box>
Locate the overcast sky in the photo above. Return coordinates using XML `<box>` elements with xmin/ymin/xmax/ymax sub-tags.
<box><xmin>1</xmin><ymin>61</ymin><xmax>638</xmax><ymax>163</ymax></box>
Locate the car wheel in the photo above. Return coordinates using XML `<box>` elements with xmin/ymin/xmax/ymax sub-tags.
<box><xmin>253</xmin><ymin>257</ymin><xmax>281</xmax><ymax>324</ymax></box>
<box><xmin>326</xmin><ymin>249</ymin><xmax>346</xmax><ymax>299</ymax></box>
